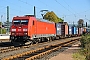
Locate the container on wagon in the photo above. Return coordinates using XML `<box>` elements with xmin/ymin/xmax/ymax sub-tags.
<box><xmin>78</xmin><ymin>27</ymin><xmax>81</xmax><ymax>35</ymax></box>
<box><xmin>83</xmin><ymin>27</ymin><xmax>86</xmax><ymax>33</ymax></box>
<box><xmin>68</xmin><ymin>26</ymin><xmax>72</xmax><ymax>35</ymax></box>
<box><xmin>80</xmin><ymin>28</ymin><xmax>83</xmax><ymax>34</ymax></box>
<box><xmin>76</xmin><ymin>27</ymin><xmax>78</xmax><ymax>34</ymax></box>
<box><xmin>61</xmin><ymin>24</ymin><xmax>68</xmax><ymax>36</ymax></box>
<box><xmin>55</xmin><ymin>23</ymin><xmax>61</xmax><ymax>35</ymax></box>
<box><xmin>65</xmin><ymin>24</ymin><xmax>68</xmax><ymax>35</ymax></box>
<box><xmin>72</xmin><ymin>26</ymin><xmax>77</xmax><ymax>35</ymax></box>
<box><xmin>78</xmin><ymin>27</ymin><xmax>83</xmax><ymax>35</ymax></box>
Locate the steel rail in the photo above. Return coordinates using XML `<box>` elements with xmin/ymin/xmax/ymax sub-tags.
<box><xmin>2</xmin><ymin>38</ymin><xmax>80</xmax><ymax>60</ymax></box>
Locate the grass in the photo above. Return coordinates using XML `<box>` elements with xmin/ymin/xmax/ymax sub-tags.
<box><xmin>73</xmin><ymin>50</ymin><xmax>86</xmax><ymax>60</ymax></box>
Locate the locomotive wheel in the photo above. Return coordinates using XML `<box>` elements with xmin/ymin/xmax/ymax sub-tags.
<box><xmin>47</xmin><ymin>38</ymin><xmax>50</xmax><ymax>42</ymax></box>
<box><xmin>34</xmin><ymin>39</ymin><xmax>39</xmax><ymax>44</ymax></box>
<box><xmin>30</xmin><ymin>41</ymin><xmax>33</xmax><ymax>45</ymax></box>
<box><xmin>38</xmin><ymin>38</ymin><xmax>41</xmax><ymax>43</ymax></box>
<box><xmin>51</xmin><ymin>37</ymin><xmax>55</xmax><ymax>41</ymax></box>
<box><xmin>49</xmin><ymin>37</ymin><xmax>52</xmax><ymax>41</ymax></box>
<box><xmin>40</xmin><ymin>37</ymin><xmax>44</xmax><ymax>42</ymax></box>
<box><xmin>35</xmin><ymin>41</ymin><xmax>38</xmax><ymax>44</ymax></box>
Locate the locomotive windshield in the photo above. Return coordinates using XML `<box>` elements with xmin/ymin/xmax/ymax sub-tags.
<box><xmin>13</xmin><ymin>20</ymin><xmax>28</xmax><ymax>25</ymax></box>
<box><xmin>21</xmin><ymin>20</ymin><xmax>28</xmax><ymax>25</ymax></box>
<box><xmin>13</xmin><ymin>20</ymin><xmax>20</xmax><ymax>24</ymax></box>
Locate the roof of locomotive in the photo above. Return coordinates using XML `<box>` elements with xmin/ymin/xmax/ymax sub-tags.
<box><xmin>13</xmin><ymin>15</ymin><xmax>54</xmax><ymax>23</ymax></box>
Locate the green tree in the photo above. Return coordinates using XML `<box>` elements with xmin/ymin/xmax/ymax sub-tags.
<box><xmin>78</xmin><ymin>19</ymin><xmax>84</xmax><ymax>27</ymax></box>
<box><xmin>57</xmin><ymin>17</ymin><xmax>64</xmax><ymax>22</ymax></box>
<box><xmin>43</xmin><ymin>11</ymin><xmax>63</xmax><ymax>23</ymax></box>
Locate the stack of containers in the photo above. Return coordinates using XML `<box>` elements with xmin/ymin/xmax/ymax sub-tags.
<box><xmin>72</xmin><ymin>26</ymin><xmax>77</xmax><ymax>35</ymax></box>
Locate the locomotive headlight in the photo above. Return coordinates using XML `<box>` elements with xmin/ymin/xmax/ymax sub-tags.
<box><xmin>24</xmin><ymin>33</ymin><xmax>27</xmax><ymax>35</ymax></box>
<box><xmin>11</xmin><ymin>32</ymin><xmax>15</xmax><ymax>35</ymax></box>
<box><xmin>12</xmin><ymin>29</ymin><xmax>16</xmax><ymax>31</ymax></box>
<box><xmin>23</xmin><ymin>28</ymin><xmax>28</xmax><ymax>31</ymax></box>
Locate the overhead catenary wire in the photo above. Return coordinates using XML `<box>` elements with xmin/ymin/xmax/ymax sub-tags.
<box><xmin>18</xmin><ymin>0</ymin><xmax>90</xmax><ymax>17</ymax></box>
<box><xmin>54</xmin><ymin>0</ymin><xmax>75</xmax><ymax>15</ymax></box>
<box><xmin>63</xmin><ymin>0</ymin><xmax>90</xmax><ymax>17</ymax></box>
<box><xmin>1</xmin><ymin>0</ymin><xmax>34</xmax><ymax>15</ymax></box>
<box><xmin>2</xmin><ymin>1</ymin><xmax>24</xmax><ymax>12</ymax></box>
<box><xmin>0</xmin><ymin>0</ymin><xmax>90</xmax><ymax>19</ymax></box>
<box><xmin>63</xmin><ymin>0</ymin><xmax>77</xmax><ymax>17</ymax></box>
<box><xmin>0</xmin><ymin>5</ymin><xmax>16</xmax><ymax>16</ymax></box>
<box><xmin>18</xmin><ymin>0</ymin><xmax>41</xmax><ymax>9</ymax></box>
<box><xmin>10</xmin><ymin>8</ymin><xmax>27</xmax><ymax>14</ymax></box>
<box><xmin>63</xmin><ymin>0</ymin><xmax>77</xmax><ymax>13</ymax></box>
<box><xmin>19</xmin><ymin>0</ymin><xmax>89</xmax><ymax>21</ymax></box>
<box><xmin>1</xmin><ymin>0</ymin><xmax>42</xmax><ymax>20</ymax></box>
<box><xmin>38</xmin><ymin>0</ymin><xmax>65</xmax><ymax>17</ymax></box>
<box><xmin>0</xmin><ymin>6</ymin><xmax>27</xmax><ymax>17</ymax></box>
<box><xmin>0</xmin><ymin>6</ymin><xmax>7</xmax><ymax>10</ymax></box>
<box><xmin>0</xmin><ymin>0</ymin><xmax>42</xmax><ymax>22</ymax></box>
<box><xmin>54</xmin><ymin>0</ymin><xmax>77</xmax><ymax>22</ymax></box>
<box><xmin>18</xmin><ymin>0</ymin><xmax>44</xmax><ymax>17</ymax></box>
<box><xmin>55</xmin><ymin>0</ymin><xmax>90</xmax><ymax>17</ymax></box>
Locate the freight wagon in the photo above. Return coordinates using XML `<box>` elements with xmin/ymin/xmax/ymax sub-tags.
<box><xmin>55</xmin><ymin>22</ymin><xmax>68</xmax><ymax>39</ymax></box>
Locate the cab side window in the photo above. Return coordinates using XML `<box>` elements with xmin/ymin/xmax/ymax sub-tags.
<box><xmin>33</xmin><ymin>20</ymin><xmax>34</xmax><ymax>25</ymax></box>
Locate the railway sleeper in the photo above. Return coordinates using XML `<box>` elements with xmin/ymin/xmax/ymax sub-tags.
<box><xmin>2</xmin><ymin>38</ymin><xmax>80</xmax><ymax>60</ymax></box>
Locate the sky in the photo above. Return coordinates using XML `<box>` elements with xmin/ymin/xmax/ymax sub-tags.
<box><xmin>0</xmin><ymin>0</ymin><xmax>90</xmax><ymax>24</ymax></box>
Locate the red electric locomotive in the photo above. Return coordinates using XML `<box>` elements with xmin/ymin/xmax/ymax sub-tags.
<box><xmin>10</xmin><ymin>15</ymin><xmax>56</xmax><ymax>44</ymax></box>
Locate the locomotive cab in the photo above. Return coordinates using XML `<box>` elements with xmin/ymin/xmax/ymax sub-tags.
<box><xmin>10</xmin><ymin>16</ymin><xmax>30</xmax><ymax>43</ymax></box>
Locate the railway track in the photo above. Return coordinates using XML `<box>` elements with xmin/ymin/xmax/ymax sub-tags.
<box><xmin>0</xmin><ymin>37</ymin><xmax>80</xmax><ymax>54</ymax></box>
<box><xmin>0</xmin><ymin>46</ymin><xmax>20</xmax><ymax>53</ymax></box>
<box><xmin>1</xmin><ymin>37</ymin><xmax>81</xmax><ymax>60</ymax></box>
<box><xmin>0</xmin><ymin>40</ymin><xmax>53</xmax><ymax>54</ymax></box>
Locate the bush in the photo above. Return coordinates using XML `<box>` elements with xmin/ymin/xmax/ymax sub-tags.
<box><xmin>80</xmin><ymin>34</ymin><xmax>90</xmax><ymax>60</ymax></box>
<box><xmin>0</xmin><ymin>28</ymin><xmax>6</xmax><ymax>34</ymax></box>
